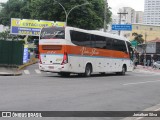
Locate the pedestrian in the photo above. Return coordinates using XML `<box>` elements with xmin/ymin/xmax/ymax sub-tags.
<box><xmin>143</xmin><ymin>58</ymin><xmax>146</xmax><ymax>67</ymax></box>
<box><xmin>151</xmin><ymin>59</ymin><xmax>154</xmax><ymax>67</ymax></box>
<box><xmin>135</xmin><ymin>58</ymin><xmax>138</xmax><ymax>66</ymax></box>
<box><xmin>147</xmin><ymin>59</ymin><xmax>150</xmax><ymax>67</ymax></box>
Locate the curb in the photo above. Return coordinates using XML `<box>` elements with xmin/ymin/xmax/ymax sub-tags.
<box><xmin>18</xmin><ymin>58</ymin><xmax>38</xmax><ymax>71</ymax></box>
<box><xmin>0</xmin><ymin>72</ymin><xmax>22</xmax><ymax>76</ymax></box>
<box><xmin>134</xmin><ymin>68</ymin><xmax>160</xmax><ymax>74</ymax></box>
<box><xmin>0</xmin><ymin>58</ymin><xmax>38</xmax><ymax>76</ymax></box>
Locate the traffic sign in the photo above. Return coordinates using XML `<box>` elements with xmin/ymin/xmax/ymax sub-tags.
<box><xmin>112</xmin><ymin>24</ymin><xmax>132</xmax><ymax>31</ymax></box>
<box><xmin>131</xmin><ymin>40</ymin><xmax>138</xmax><ymax>47</ymax></box>
<box><xmin>23</xmin><ymin>45</ymin><xmax>29</xmax><ymax>63</ymax></box>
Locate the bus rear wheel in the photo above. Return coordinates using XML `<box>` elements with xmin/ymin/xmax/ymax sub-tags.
<box><xmin>84</xmin><ymin>64</ymin><xmax>92</xmax><ymax>77</ymax></box>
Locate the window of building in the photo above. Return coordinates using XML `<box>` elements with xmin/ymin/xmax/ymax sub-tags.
<box><xmin>136</xmin><ymin>26</ymin><xmax>139</xmax><ymax>30</ymax></box>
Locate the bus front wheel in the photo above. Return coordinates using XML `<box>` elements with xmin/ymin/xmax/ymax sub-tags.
<box><xmin>84</xmin><ymin>64</ymin><xmax>92</xmax><ymax>77</ymax></box>
<box><xmin>116</xmin><ymin>65</ymin><xmax>126</xmax><ymax>75</ymax></box>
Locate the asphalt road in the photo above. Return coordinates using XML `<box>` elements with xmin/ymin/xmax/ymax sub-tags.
<box><xmin>0</xmin><ymin>64</ymin><xmax>160</xmax><ymax>120</ymax></box>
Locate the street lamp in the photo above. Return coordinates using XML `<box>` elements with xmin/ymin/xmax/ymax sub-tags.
<box><xmin>54</xmin><ymin>0</ymin><xmax>90</xmax><ymax>26</ymax></box>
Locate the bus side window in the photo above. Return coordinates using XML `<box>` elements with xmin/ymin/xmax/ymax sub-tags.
<box><xmin>70</xmin><ymin>30</ymin><xmax>91</xmax><ymax>47</ymax></box>
<box><xmin>93</xmin><ymin>35</ymin><xmax>106</xmax><ymax>49</ymax></box>
<box><xmin>91</xmin><ymin>35</ymin><xmax>95</xmax><ymax>48</ymax></box>
<box><xmin>106</xmin><ymin>38</ymin><xmax>112</xmax><ymax>50</ymax></box>
<box><xmin>120</xmin><ymin>41</ymin><xmax>127</xmax><ymax>52</ymax></box>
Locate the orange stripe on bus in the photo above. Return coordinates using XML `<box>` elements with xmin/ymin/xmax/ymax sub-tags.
<box><xmin>39</xmin><ymin>45</ymin><xmax>130</xmax><ymax>59</ymax></box>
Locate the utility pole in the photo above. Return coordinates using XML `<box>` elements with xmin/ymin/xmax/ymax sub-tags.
<box><xmin>117</xmin><ymin>12</ymin><xmax>128</xmax><ymax>35</ymax></box>
<box><xmin>145</xmin><ymin>32</ymin><xmax>147</xmax><ymax>44</ymax></box>
<box><xmin>144</xmin><ymin>32</ymin><xmax>147</xmax><ymax>61</ymax></box>
<box><xmin>104</xmin><ymin>0</ymin><xmax>108</xmax><ymax>32</ymax></box>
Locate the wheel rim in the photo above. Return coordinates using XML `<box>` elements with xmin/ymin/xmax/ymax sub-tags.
<box><xmin>122</xmin><ymin>67</ymin><xmax>125</xmax><ymax>75</ymax></box>
<box><xmin>86</xmin><ymin>66</ymin><xmax>91</xmax><ymax>76</ymax></box>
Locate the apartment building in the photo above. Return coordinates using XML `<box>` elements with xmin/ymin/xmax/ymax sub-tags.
<box><xmin>143</xmin><ymin>0</ymin><xmax>160</xmax><ymax>25</ymax></box>
<box><xmin>119</xmin><ymin>7</ymin><xmax>136</xmax><ymax>24</ymax></box>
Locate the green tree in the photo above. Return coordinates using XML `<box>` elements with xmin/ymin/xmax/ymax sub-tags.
<box><xmin>30</xmin><ymin>0</ymin><xmax>111</xmax><ymax>29</ymax></box>
<box><xmin>20</xmin><ymin>0</ymin><xmax>31</xmax><ymax>19</ymax></box>
<box><xmin>0</xmin><ymin>0</ymin><xmax>112</xmax><ymax>29</ymax></box>
<box><xmin>0</xmin><ymin>31</ymin><xmax>9</xmax><ymax>40</ymax></box>
<box><xmin>0</xmin><ymin>0</ymin><xmax>31</xmax><ymax>25</ymax></box>
<box><xmin>132</xmin><ymin>32</ymin><xmax>144</xmax><ymax>44</ymax></box>
<box><xmin>0</xmin><ymin>30</ymin><xmax>24</xmax><ymax>41</ymax></box>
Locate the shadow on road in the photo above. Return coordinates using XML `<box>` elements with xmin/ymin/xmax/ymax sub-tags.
<box><xmin>43</xmin><ymin>73</ymin><xmax>131</xmax><ymax>79</ymax></box>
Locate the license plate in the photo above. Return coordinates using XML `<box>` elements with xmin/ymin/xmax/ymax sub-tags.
<box><xmin>48</xmin><ymin>66</ymin><xmax>54</xmax><ymax>69</ymax></box>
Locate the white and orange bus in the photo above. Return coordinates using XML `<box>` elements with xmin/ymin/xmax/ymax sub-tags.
<box><xmin>39</xmin><ymin>26</ymin><xmax>134</xmax><ymax>77</ymax></box>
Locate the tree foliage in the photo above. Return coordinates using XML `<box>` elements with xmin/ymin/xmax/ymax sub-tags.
<box><xmin>0</xmin><ymin>31</ymin><xmax>9</xmax><ymax>40</ymax></box>
<box><xmin>0</xmin><ymin>30</ymin><xmax>24</xmax><ymax>41</ymax></box>
<box><xmin>0</xmin><ymin>0</ymin><xmax>112</xmax><ymax>30</ymax></box>
<box><xmin>132</xmin><ymin>32</ymin><xmax>144</xmax><ymax>44</ymax></box>
<box><xmin>0</xmin><ymin>0</ymin><xmax>31</xmax><ymax>25</ymax></box>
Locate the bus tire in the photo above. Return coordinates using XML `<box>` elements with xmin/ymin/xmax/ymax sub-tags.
<box><xmin>116</xmin><ymin>65</ymin><xmax>126</xmax><ymax>75</ymax></box>
<box><xmin>84</xmin><ymin>64</ymin><xmax>92</xmax><ymax>77</ymax></box>
<box><xmin>58</xmin><ymin>72</ymin><xmax>70</xmax><ymax>77</ymax></box>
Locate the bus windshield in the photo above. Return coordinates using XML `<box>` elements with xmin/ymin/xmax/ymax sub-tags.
<box><xmin>40</xmin><ymin>27</ymin><xmax>65</xmax><ymax>39</ymax></box>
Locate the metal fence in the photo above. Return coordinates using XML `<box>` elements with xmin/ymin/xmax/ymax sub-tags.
<box><xmin>0</xmin><ymin>40</ymin><xmax>24</xmax><ymax>66</ymax></box>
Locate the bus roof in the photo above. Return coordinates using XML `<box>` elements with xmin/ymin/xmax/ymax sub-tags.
<box><xmin>65</xmin><ymin>26</ymin><xmax>130</xmax><ymax>42</ymax></box>
<box><xmin>41</xmin><ymin>26</ymin><xmax>130</xmax><ymax>42</ymax></box>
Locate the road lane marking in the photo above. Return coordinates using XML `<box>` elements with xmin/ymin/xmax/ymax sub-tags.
<box><xmin>24</xmin><ymin>70</ymin><xmax>30</xmax><ymax>74</ymax></box>
<box><xmin>35</xmin><ymin>69</ymin><xmax>41</xmax><ymax>74</ymax></box>
<box><xmin>123</xmin><ymin>80</ymin><xmax>160</xmax><ymax>86</ymax></box>
<box><xmin>136</xmin><ymin>117</ymin><xmax>143</xmax><ymax>120</ymax></box>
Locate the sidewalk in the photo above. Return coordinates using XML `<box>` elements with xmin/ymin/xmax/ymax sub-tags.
<box><xmin>0</xmin><ymin>67</ymin><xmax>22</xmax><ymax>76</ymax></box>
<box><xmin>134</xmin><ymin>65</ymin><xmax>160</xmax><ymax>74</ymax></box>
<box><xmin>0</xmin><ymin>58</ymin><xmax>38</xmax><ymax>76</ymax></box>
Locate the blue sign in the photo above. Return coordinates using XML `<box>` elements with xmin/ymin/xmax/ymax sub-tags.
<box><xmin>23</xmin><ymin>47</ymin><xmax>28</xmax><ymax>63</ymax></box>
<box><xmin>112</xmin><ymin>24</ymin><xmax>132</xmax><ymax>31</ymax></box>
<box><xmin>11</xmin><ymin>27</ymin><xmax>41</xmax><ymax>36</ymax></box>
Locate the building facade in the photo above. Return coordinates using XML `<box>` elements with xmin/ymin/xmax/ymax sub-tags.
<box><xmin>119</xmin><ymin>7</ymin><xmax>136</xmax><ymax>24</ymax></box>
<box><xmin>129</xmin><ymin>24</ymin><xmax>160</xmax><ymax>41</ymax></box>
<box><xmin>143</xmin><ymin>0</ymin><xmax>160</xmax><ymax>25</ymax></box>
<box><xmin>109</xmin><ymin>7</ymin><xmax>136</xmax><ymax>36</ymax></box>
<box><xmin>135</xmin><ymin>11</ymin><xmax>144</xmax><ymax>23</ymax></box>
